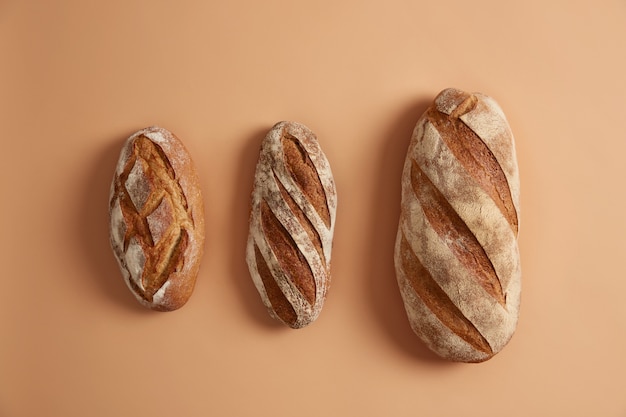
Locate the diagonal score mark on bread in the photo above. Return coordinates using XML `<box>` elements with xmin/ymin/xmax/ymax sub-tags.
<box><xmin>261</xmin><ymin>196</ymin><xmax>317</xmax><ymax>308</ymax></box>
<box><xmin>282</xmin><ymin>132</ymin><xmax>332</xmax><ymax>229</ymax></box>
<box><xmin>410</xmin><ymin>159</ymin><xmax>506</xmax><ymax>308</ymax></box>
<box><xmin>115</xmin><ymin>135</ymin><xmax>194</xmax><ymax>302</ymax></box>
<box><xmin>399</xmin><ymin>233</ymin><xmax>493</xmax><ymax>355</ymax></box>
<box><xmin>253</xmin><ymin>240</ymin><xmax>299</xmax><ymax>326</ymax></box>
<box><xmin>429</xmin><ymin>94</ymin><xmax>519</xmax><ymax>235</ymax></box>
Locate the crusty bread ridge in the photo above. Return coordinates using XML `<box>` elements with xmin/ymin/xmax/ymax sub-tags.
<box><xmin>109</xmin><ymin>126</ymin><xmax>205</xmax><ymax>311</ymax></box>
<box><xmin>395</xmin><ymin>88</ymin><xmax>521</xmax><ymax>362</ymax></box>
<box><xmin>246</xmin><ymin>121</ymin><xmax>337</xmax><ymax>328</ymax></box>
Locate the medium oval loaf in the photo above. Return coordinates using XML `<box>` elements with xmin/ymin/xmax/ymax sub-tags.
<box><xmin>395</xmin><ymin>88</ymin><xmax>521</xmax><ymax>362</ymax></box>
<box><xmin>246</xmin><ymin>121</ymin><xmax>337</xmax><ymax>328</ymax></box>
<box><xmin>109</xmin><ymin>126</ymin><xmax>205</xmax><ymax>311</ymax></box>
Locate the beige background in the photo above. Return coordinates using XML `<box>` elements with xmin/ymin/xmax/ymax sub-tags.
<box><xmin>1</xmin><ymin>1</ymin><xmax>625</xmax><ymax>416</ymax></box>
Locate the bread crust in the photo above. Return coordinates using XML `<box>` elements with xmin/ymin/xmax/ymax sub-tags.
<box><xmin>246</xmin><ymin>121</ymin><xmax>337</xmax><ymax>328</ymax></box>
<box><xmin>109</xmin><ymin>126</ymin><xmax>205</xmax><ymax>311</ymax></box>
<box><xmin>395</xmin><ymin>89</ymin><xmax>521</xmax><ymax>362</ymax></box>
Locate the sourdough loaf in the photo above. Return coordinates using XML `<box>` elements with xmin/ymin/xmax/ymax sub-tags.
<box><xmin>246</xmin><ymin>121</ymin><xmax>337</xmax><ymax>328</ymax></box>
<box><xmin>395</xmin><ymin>88</ymin><xmax>521</xmax><ymax>362</ymax></box>
<box><xmin>109</xmin><ymin>126</ymin><xmax>205</xmax><ymax>311</ymax></box>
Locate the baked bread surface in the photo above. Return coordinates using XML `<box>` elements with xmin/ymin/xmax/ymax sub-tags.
<box><xmin>247</xmin><ymin>121</ymin><xmax>337</xmax><ymax>328</ymax></box>
<box><xmin>395</xmin><ymin>88</ymin><xmax>521</xmax><ymax>362</ymax></box>
<box><xmin>109</xmin><ymin>126</ymin><xmax>205</xmax><ymax>311</ymax></box>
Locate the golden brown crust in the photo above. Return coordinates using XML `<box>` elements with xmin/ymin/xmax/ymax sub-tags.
<box><xmin>109</xmin><ymin>126</ymin><xmax>205</xmax><ymax>311</ymax></box>
<box><xmin>395</xmin><ymin>88</ymin><xmax>521</xmax><ymax>362</ymax></box>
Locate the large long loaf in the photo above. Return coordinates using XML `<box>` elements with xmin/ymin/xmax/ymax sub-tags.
<box><xmin>395</xmin><ymin>88</ymin><xmax>521</xmax><ymax>362</ymax></box>
<box><xmin>246</xmin><ymin>121</ymin><xmax>337</xmax><ymax>329</ymax></box>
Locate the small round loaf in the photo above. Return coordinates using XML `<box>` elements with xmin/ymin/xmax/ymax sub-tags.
<box><xmin>246</xmin><ymin>121</ymin><xmax>337</xmax><ymax>328</ymax></box>
<box><xmin>109</xmin><ymin>126</ymin><xmax>205</xmax><ymax>311</ymax></box>
<box><xmin>395</xmin><ymin>88</ymin><xmax>521</xmax><ymax>362</ymax></box>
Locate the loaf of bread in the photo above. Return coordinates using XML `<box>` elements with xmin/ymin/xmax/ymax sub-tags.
<box><xmin>395</xmin><ymin>88</ymin><xmax>521</xmax><ymax>362</ymax></box>
<box><xmin>246</xmin><ymin>121</ymin><xmax>337</xmax><ymax>328</ymax></box>
<box><xmin>109</xmin><ymin>126</ymin><xmax>205</xmax><ymax>311</ymax></box>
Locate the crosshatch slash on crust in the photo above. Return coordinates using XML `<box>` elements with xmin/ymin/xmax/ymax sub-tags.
<box><xmin>115</xmin><ymin>135</ymin><xmax>193</xmax><ymax>302</ymax></box>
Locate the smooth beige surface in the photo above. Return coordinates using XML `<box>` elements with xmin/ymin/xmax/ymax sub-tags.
<box><xmin>1</xmin><ymin>1</ymin><xmax>625</xmax><ymax>416</ymax></box>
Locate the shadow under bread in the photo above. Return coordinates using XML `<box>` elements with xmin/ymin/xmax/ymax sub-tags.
<box><xmin>78</xmin><ymin>131</ymin><xmax>151</xmax><ymax>313</ymax></box>
<box><xmin>365</xmin><ymin>98</ymin><xmax>453</xmax><ymax>364</ymax></box>
<box><xmin>228</xmin><ymin>126</ymin><xmax>285</xmax><ymax>329</ymax></box>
